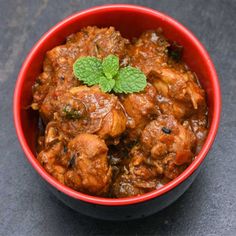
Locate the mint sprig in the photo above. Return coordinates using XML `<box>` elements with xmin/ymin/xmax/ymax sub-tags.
<box><xmin>73</xmin><ymin>55</ymin><xmax>147</xmax><ymax>93</ymax></box>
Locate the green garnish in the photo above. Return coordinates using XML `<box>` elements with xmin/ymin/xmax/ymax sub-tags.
<box><xmin>113</xmin><ymin>66</ymin><xmax>147</xmax><ymax>94</ymax></box>
<box><xmin>73</xmin><ymin>55</ymin><xmax>147</xmax><ymax>93</ymax></box>
<box><xmin>62</xmin><ymin>105</ymin><xmax>83</xmax><ymax>119</ymax></box>
<box><xmin>99</xmin><ymin>76</ymin><xmax>116</xmax><ymax>93</ymax></box>
<box><xmin>102</xmin><ymin>55</ymin><xmax>119</xmax><ymax>79</ymax></box>
<box><xmin>73</xmin><ymin>57</ymin><xmax>103</xmax><ymax>86</ymax></box>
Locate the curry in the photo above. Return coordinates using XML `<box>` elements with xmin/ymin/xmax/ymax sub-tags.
<box><xmin>32</xmin><ymin>26</ymin><xmax>208</xmax><ymax>198</ymax></box>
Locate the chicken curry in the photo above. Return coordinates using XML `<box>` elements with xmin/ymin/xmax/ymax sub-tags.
<box><xmin>32</xmin><ymin>26</ymin><xmax>208</xmax><ymax>198</ymax></box>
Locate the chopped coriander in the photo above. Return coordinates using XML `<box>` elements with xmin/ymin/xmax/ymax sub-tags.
<box><xmin>62</xmin><ymin>104</ymin><xmax>83</xmax><ymax>120</ymax></box>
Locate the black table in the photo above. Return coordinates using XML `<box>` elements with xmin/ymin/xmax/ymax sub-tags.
<box><xmin>0</xmin><ymin>0</ymin><xmax>235</xmax><ymax>235</ymax></box>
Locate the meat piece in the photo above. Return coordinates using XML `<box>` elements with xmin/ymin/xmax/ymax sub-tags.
<box><xmin>121</xmin><ymin>83</ymin><xmax>158</xmax><ymax>140</ymax></box>
<box><xmin>126</xmin><ymin>29</ymin><xmax>169</xmax><ymax>75</ymax></box>
<box><xmin>37</xmin><ymin>121</ymin><xmax>72</xmax><ymax>183</ymax></box>
<box><xmin>33</xmin><ymin>26</ymin><xmax>130</xmax><ymax>105</ymax></box>
<box><xmin>141</xmin><ymin>115</ymin><xmax>196</xmax><ymax>179</ymax></box>
<box><xmin>38</xmin><ymin>131</ymin><xmax>112</xmax><ymax>196</ymax></box>
<box><xmin>38</xmin><ymin>142</ymin><xmax>67</xmax><ymax>184</ymax></box>
<box><xmin>32</xmin><ymin>51</ymin><xmax>80</xmax><ymax>107</ymax></box>
<box><xmin>126</xmin><ymin>29</ymin><xmax>206</xmax><ymax>120</ymax></box>
<box><xmin>112</xmin><ymin>146</ymin><xmax>160</xmax><ymax>198</ymax></box>
<box><xmin>64</xmin><ymin>134</ymin><xmax>111</xmax><ymax>196</ymax></box>
<box><xmin>187</xmin><ymin>113</ymin><xmax>208</xmax><ymax>152</ymax></box>
<box><xmin>39</xmin><ymin>86</ymin><xmax>127</xmax><ymax>140</ymax></box>
<box><xmin>38</xmin><ymin>87</ymin><xmax>87</xmax><ymax>123</ymax></box>
<box><xmin>150</xmin><ymin>68</ymin><xmax>206</xmax><ymax>113</ymax></box>
<box><xmin>66</xmin><ymin>26</ymin><xmax>129</xmax><ymax>59</ymax></box>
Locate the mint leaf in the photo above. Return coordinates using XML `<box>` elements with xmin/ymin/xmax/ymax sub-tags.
<box><xmin>102</xmin><ymin>55</ymin><xmax>119</xmax><ymax>79</ymax></box>
<box><xmin>99</xmin><ymin>76</ymin><xmax>116</xmax><ymax>93</ymax></box>
<box><xmin>73</xmin><ymin>55</ymin><xmax>147</xmax><ymax>94</ymax></box>
<box><xmin>112</xmin><ymin>78</ymin><xmax>123</xmax><ymax>93</ymax></box>
<box><xmin>113</xmin><ymin>66</ymin><xmax>147</xmax><ymax>94</ymax></box>
<box><xmin>73</xmin><ymin>57</ymin><xmax>103</xmax><ymax>85</ymax></box>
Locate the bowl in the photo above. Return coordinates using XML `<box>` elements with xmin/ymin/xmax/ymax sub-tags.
<box><xmin>13</xmin><ymin>4</ymin><xmax>221</xmax><ymax>220</ymax></box>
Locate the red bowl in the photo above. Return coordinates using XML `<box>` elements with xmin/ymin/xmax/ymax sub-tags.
<box><xmin>13</xmin><ymin>4</ymin><xmax>221</xmax><ymax>220</ymax></box>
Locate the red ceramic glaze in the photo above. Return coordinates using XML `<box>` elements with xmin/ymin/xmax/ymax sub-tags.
<box><xmin>13</xmin><ymin>4</ymin><xmax>221</xmax><ymax>214</ymax></box>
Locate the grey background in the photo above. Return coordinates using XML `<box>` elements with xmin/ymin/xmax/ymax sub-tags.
<box><xmin>0</xmin><ymin>0</ymin><xmax>235</xmax><ymax>235</ymax></box>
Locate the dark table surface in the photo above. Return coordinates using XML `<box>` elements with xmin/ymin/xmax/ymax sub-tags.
<box><xmin>0</xmin><ymin>0</ymin><xmax>235</xmax><ymax>235</ymax></box>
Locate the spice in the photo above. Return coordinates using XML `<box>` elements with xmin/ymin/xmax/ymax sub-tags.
<box><xmin>68</xmin><ymin>154</ymin><xmax>76</xmax><ymax>168</ymax></box>
<box><xmin>168</xmin><ymin>42</ymin><xmax>183</xmax><ymax>61</ymax></box>
<box><xmin>62</xmin><ymin>104</ymin><xmax>83</xmax><ymax>119</ymax></box>
<box><xmin>63</xmin><ymin>145</ymin><xmax>68</xmax><ymax>153</ymax></box>
<box><xmin>162</xmin><ymin>127</ymin><xmax>171</xmax><ymax>134</ymax></box>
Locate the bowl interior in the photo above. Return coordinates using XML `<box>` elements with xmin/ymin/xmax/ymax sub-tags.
<box><xmin>15</xmin><ymin>6</ymin><xmax>219</xmax><ymax>204</ymax></box>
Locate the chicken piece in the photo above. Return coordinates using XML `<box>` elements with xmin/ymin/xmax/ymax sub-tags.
<box><xmin>126</xmin><ymin>29</ymin><xmax>206</xmax><ymax>120</ymax></box>
<box><xmin>150</xmin><ymin>68</ymin><xmax>206</xmax><ymax>112</ymax></box>
<box><xmin>66</xmin><ymin>26</ymin><xmax>130</xmax><ymax>59</ymax></box>
<box><xmin>37</xmin><ymin>121</ymin><xmax>72</xmax><ymax>183</ymax></box>
<box><xmin>39</xmin><ymin>86</ymin><xmax>127</xmax><ymax>140</ymax></box>
<box><xmin>156</xmin><ymin>95</ymin><xmax>194</xmax><ymax>121</ymax></box>
<box><xmin>126</xmin><ymin>29</ymin><xmax>169</xmax><ymax>75</ymax></box>
<box><xmin>187</xmin><ymin>113</ymin><xmax>208</xmax><ymax>153</ymax></box>
<box><xmin>42</xmin><ymin>121</ymin><xmax>70</xmax><ymax>148</ymax></box>
<box><xmin>33</xmin><ymin>26</ymin><xmax>130</xmax><ymax>105</ymax></box>
<box><xmin>38</xmin><ymin>130</ymin><xmax>112</xmax><ymax>196</ymax></box>
<box><xmin>32</xmin><ymin>50</ymin><xmax>80</xmax><ymax>107</ymax></box>
<box><xmin>38</xmin><ymin>142</ymin><xmax>66</xmax><ymax>184</ymax></box>
<box><xmin>112</xmin><ymin>146</ymin><xmax>160</xmax><ymax>198</ymax></box>
<box><xmin>141</xmin><ymin>115</ymin><xmax>196</xmax><ymax>179</ymax></box>
<box><xmin>64</xmin><ymin>134</ymin><xmax>112</xmax><ymax>196</ymax></box>
<box><xmin>121</xmin><ymin>83</ymin><xmax>158</xmax><ymax>140</ymax></box>
<box><xmin>38</xmin><ymin>88</ymin><xmax>87</xmax><ymax>124</ymax></box>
